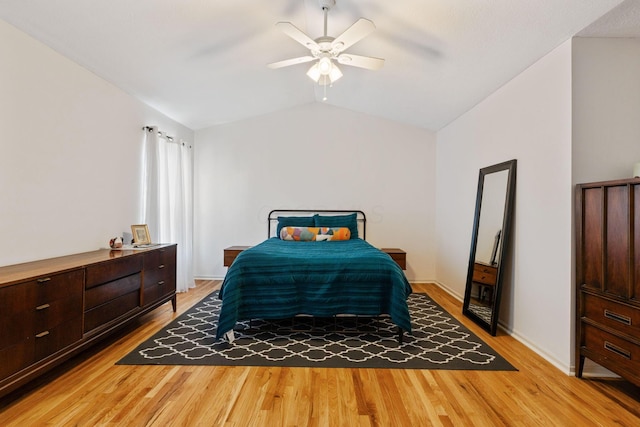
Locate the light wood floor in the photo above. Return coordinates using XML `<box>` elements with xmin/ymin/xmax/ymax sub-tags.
<box><xmin>1</xmin><ymin>281</ymin><xmax>639</xmax><ymax>426</ymax></box>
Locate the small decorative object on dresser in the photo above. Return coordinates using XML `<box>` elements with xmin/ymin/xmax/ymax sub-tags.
<box><xmin>131</xmin><ymin>224</ymin><xmax>151</xmax><ymax>245</ymax></box>
<box><xmin>575</xmin><ymin>178</ymin><xmax>640</xmax><ymax>387</ymax></box>
<box><xmin>633</xmin><ymin>162</ymin><xmax>640</xmax><ymax>178</ymax></box>
<box><xmin>109</xmin><ymin>236</ymin><xmax>123</xmax><ymax>248</ymax></box>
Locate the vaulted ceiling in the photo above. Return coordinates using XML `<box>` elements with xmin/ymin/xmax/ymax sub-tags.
<box><xmin>0</xmin><ymin>0</ymin><xmax>633</xmax><ymax>131</ymax></box>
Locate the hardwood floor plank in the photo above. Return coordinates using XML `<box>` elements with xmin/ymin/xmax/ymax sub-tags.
<box><xmin>310</xmin><ymin>368</ymin><xmax>329</xmax><ymax>426</ymax></box>
<box><xmin>1</xmin><ymin>280</ymin><xmax>639</xmax><ymax>426</ymax></box>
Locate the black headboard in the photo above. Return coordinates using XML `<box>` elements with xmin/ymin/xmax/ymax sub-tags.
<box><xmin>268</xmin><ymin>209</ymin><xmax>367</xmax><ymax>240</ymax></box>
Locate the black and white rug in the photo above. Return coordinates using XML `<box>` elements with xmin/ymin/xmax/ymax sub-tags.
<box><xmin>117</xmin><ymin>292</ymin><xmax>516</xmax><ymax>371</ymax></box>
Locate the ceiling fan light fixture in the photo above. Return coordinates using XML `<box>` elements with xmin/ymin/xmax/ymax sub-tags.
<box><xmin>318</xmin><ymin>56</ymin><xmax>333</xmax><ymax>75</ymax></box>
<box><xmin>329</xmin><ymin>64</ymin><xmax>343</xmax><ymax>82</ymax></box>
<box><xmin>307</xmin><ymin>60</ymin><xmax>342</xmax><ymax>85</ymax></box>
<box><xmin>306</xmin><ymin>63</ymin><xmax>321</xmax><ymax>82</ymax></box>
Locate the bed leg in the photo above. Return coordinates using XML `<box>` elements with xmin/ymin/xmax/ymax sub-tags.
<box><xmin>398</xmin><ymin>327</ymin><xmax>404</xmax><ymax>345</ymax></box>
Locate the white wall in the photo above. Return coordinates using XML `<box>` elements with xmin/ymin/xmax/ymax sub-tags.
<box><xmin>436</xmin><ymin>40</ymin><xmax>574</xmax><ymax>371</ymax></box>
<box><xmin>572</xmin><ymin>37</ymin><xmax>640</xmax><ymax>184</ymax></box>
<box><xmin>0</xmin><ymin>19</ymin><xmax>193</xmax><ymax>266</ymax></box>
<box><xmin>193</xmin><ymin>103</ymin><xmax>437</xmax><ymax>281</ymax></box>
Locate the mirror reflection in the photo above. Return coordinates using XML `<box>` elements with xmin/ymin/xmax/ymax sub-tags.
<box><xmin>463</xmin><ymin>159</ymin><xmax>516</xmax><ymax>335</ymax></box>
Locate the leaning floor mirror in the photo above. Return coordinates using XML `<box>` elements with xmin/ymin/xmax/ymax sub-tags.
<box><xmin>463</xmin><ymin>159</ymin><xmax>517</xmax><ymax>335</ymax></box>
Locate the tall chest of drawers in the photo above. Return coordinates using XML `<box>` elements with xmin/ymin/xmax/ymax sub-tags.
<box><xmin>575</xmin><ymin>179</ymin><xmax>640</xmax><ymax>386</ymax></box>
<box><xmin>0</xmin><ymin>244</ymin><xmax>176</xmax><ymax>398</ymax></box>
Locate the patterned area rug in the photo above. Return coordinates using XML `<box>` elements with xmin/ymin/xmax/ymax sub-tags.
<box><xmin>117</xmin><ymin>292</ymin><xmax>516</xmax><ymax>370</ymax></box>
<box><xmin>468</xmin><ymin>303</ymin><xmax>493</xmax><ymax>324</ymax></box>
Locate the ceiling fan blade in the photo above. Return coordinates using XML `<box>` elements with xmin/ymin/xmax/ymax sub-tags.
<box><xmin>337</xmin><ymin>54</ymin><xmax>384</xmax><ymax>70</ymax></box>
<box><xmin>267</xmin><ymin>56</ymin><xmax>315</xmax><ymax>69</ymax></box>
<box><xmin>331</xmin><ymin>18</ymin><xmax>376</xmax><ymax>53</ymax></box>
<box><xmin>276</xmin><ymin>22</ymin><xmax>319</xmax><ymax>50</ymax></box>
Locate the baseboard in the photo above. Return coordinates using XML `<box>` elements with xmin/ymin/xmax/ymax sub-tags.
<box><xmin>427</xmin><ymin>280</ymin><xmax>464</xmax><ymax>302</ymax></box>
<box><xmin>194</xmin><ymin>275</ymin><xmax>225</xmax><ymax>281</ymax></box>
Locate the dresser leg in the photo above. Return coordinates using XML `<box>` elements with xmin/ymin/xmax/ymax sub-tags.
<box><xmin>576</xmin><ymin>355</ymin><xmax>585</xmax><ymax>378</ymax></box>
<box><xmin>171</xmin><ymin>295</ymin><xmax>177</xmax><ymax>312</ymax></box>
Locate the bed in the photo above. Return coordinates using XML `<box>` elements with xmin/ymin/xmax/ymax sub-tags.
<box><xmin>215</xmin><ymin>210</ymin><xmax>412</xmax><ymax>342</ymax></box>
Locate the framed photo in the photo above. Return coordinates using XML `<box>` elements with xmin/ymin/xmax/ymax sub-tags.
<box><xmin>131</xmin><ymin>224</ymin><xmax>151</xmax><ymax>245</ymax></box>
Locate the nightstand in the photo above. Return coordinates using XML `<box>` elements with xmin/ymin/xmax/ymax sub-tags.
<box><xmin>223</xmin><ymin>246</ymin><xmax>251</xmax><ymax>267</ymax></box>
<box><xmin>380</xmin><ymin>248</ymin><xmax>406</xmax><ymax>270</ymax></box>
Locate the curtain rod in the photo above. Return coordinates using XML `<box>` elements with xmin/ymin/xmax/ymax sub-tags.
<box><xmin>142</xmin><ymin>125</ymin><xmax>174</xmax><ymax>141</ymax></box>
<box><xmin>143</xmin><ymin>126</ymin><xmax>192</xmax><ymax>148</ymax></box>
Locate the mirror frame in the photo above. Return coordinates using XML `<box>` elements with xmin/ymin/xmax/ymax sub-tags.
<box><xmin>463</xmin><ymin>159</ymin><xmax>517</xmax><ymax>335</ymax></box>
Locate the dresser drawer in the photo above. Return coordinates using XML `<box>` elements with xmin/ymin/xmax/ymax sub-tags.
<box><xmin>34</xmin><ymin>270</ymin><xmax>84</xmax><ymax>304</ymax></box>
<box><xmin>583</xmin><ymin>293</ymin><xmax>640</xmax><ymax>337</ymax></box>
<box><xmin>0</xmin><ymin>340</ymin><xmax>34</xmax><ymax>379</ymax></box>
<box><xmin>143</xmin><ymin>246</ymin><xmax>176</xmax><ymax>306</ymax></box>
<box><xmin>84</xmin><ymin>290</ymin><xmax>140</xmax><ymax>333</ymax></box>
<box><xmin>35</xmin><ymin>269</ymin><xmax>83</xmax><ymax>331</ymax></box>
<box><xmin>143</xmin><ymin>246</ymin><xmax>176</xmax><ymax>272</ymax></box>
<box><xmin>143</xmin><ymin>251</ymin><xmax>176</xmax><ymax>288</ymax></box>
<box><xmin>84</xmin><ymin>273</ymin><xmax>141</xmax><ymax>310</ymax></box>
<box><xmin>143</xmin><ymin>278</ymin><xmax>174</xmax><ymax>306</ymax></box>
<box><xmin>1</xmin><ymin>270</ymin><xmax>83</xmax><ymax>350</ymax></box>
<box><xmin>0</xmin><ymin>283</ymin><xmax>36</xmax><ymax>349</ymax></box>
<box><xmin>34</xmin><ymin>316</ymin><xmax>83</xmax><ymax>360</ymax></box>
<box><xmin>473</xmin><ymin>263</ymin><xmax>497</xmax><ymax>286</ymax></box>
<box><xmin>85</xmin><ymin>256</ymin><xmax>142</xmax><ymax>289</ymax></box>
<box><xmin>582</xmin><ymin>323</ymin><xmax>640</xmax><ymax>376</ymax></box>
<box><xmin>34</xmin><ymin>290</ymin><xmax>83</xmax><ymax>333</ymax></box>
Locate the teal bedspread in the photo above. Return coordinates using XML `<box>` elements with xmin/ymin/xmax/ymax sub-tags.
<box><xmin>216</xmin><ymin>238</ymin><xmax>412</xmax><ymax>339</ymax></box>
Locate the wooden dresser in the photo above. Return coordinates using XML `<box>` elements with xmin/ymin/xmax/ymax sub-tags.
<box><xmin>0</xmin><ymin>244</ymin><xmax>176</xmax><ymax>398</ymax></box>
<box><xmin>575</xmin><ymin>178</ymin><xmax>640</xmax><ymax>387</ymax></box>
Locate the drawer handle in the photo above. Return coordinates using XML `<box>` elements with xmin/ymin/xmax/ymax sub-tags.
<box><xmin>159</xmin><ymin>264</ymin><xmax>165</xmax><ymax>269</ymax></box>
<box><xmin>36</xmin><ymin>304</ymin><xmax>50</xmax><ymax>311</ymax></box>
<box><xmin>35</xmin><ymin>331</ymin><xmax>50</xmax><ymax>338</ymax></box>
<box><xmin>604</xmin><ymin>341</ymin><xmax>631</xmax><ymax>360</ymax></box>
<box><xmin>37</xmin><ymin>277</ymin><xmax>51</xmax><ymax>284</ymax></box>
<box><xmin>604</xmin><ymin>309</ymin><xmax>632</xmax><ymax>326</ymax></box>
<box><xmin>158</xmin><ymin>281</ymin><xmax>165</xmax><ymax>286</ymax></box>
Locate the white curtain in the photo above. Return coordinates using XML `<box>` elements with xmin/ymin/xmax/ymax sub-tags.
<box><xmin>142</xmin><ymin>126</ymin><xmax>195</xmax><ymax>292</ymax></box>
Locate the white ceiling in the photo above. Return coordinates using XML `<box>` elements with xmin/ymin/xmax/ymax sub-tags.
<box><xmin>0</xmin><ymin>0</ymin><xmax>633</xmax><ymax>131</ymax></box>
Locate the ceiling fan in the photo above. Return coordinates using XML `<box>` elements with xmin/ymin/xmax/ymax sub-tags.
<box><xmin>268</xmin><ymin>0</ymin><xmax>384</xmax><ymax>87</ymax></box>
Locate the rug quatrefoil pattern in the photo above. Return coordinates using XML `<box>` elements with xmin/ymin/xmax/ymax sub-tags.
<box><xmin>117</xmin><ymin>293</ymin><xmax>516</xmax><ymax>371</ymax></box>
